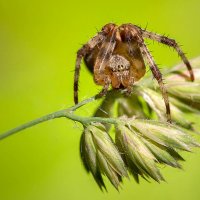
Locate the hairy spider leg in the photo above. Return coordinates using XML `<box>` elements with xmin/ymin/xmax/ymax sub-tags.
<box><xmin>74</xmin><ymin>32</ymin><xmax>105</xmax><ymax>104</ymax></box>
<box><xmin>122</xmin><ymin>26</ymin><xmax>146</xmax><ymax>94</ymax></box>
<box><xmin>93</xmin><ymin>27</ymin><xmax>117</xmax><ymax>98</ymax></box>
<box><xmin>135</xmin><ymin>33</ymin><xmax>171</xmax><ymax>122</ymax></box>
<box><xmin>141</xmin><ymin>29</ymin><xmax>194</xmax><ymax>81</ymax></box>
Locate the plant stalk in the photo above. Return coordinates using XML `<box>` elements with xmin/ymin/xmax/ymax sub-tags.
<box><xmin>0</xmin><ymin>96</ymin><xmax>117</xmax><ymax>140</ymax></box>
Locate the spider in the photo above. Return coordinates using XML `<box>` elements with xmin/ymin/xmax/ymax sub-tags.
<box><xmin>74</xmin><ymin>23</ymin><xmax>194</xmax><ymax>122</ymax></box>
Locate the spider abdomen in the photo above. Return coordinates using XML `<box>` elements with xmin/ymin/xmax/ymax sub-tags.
<box><xmin>84</xmin><ymin>41</ymin><xmax>146</xmax><ymax>89</ymax></box>
<box><xmin>106</xmin><ymin>41</ymin><xmax>146</xmax><ymax>88</ymax></box>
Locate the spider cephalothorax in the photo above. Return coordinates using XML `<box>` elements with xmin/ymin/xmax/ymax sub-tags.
<box><xmin>74</xmin><ymin>23</ymin><xmax>194</xmax><ymax>122</ymax></box>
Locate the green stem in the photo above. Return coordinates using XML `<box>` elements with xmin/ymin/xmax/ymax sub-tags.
<box><xmin>69</xmin><ymin>95</ymin><xmax>96</xmax><ymax>111</ymax></box>
<box><xmin>0</xmin><ymin>96</ymin><xmax>117</xmax><ymax>140</ymax></box>
<box><xmin>0</xmin><ymin>110</ymin><xmax>66</xmax><ymax>140</ymax></box>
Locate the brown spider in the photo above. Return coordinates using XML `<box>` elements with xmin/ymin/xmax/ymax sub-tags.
<box><xmin>74</xmin><ymin>23</ymin><xmax>194</xmax><ymax>122</ymax></box>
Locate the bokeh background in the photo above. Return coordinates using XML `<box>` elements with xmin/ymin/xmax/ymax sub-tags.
<box><xmin>0</xmin><ymin>0</ymin><xmax>200</xmax><ymax>200</ymax></box>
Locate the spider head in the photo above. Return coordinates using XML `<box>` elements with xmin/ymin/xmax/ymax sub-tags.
<box><xmin>109</xmin><ymin>55</ymin><xmax>130</xmax><ymax>72</ymax></box>
<box><xmin>102</xmin><ymin>23</ymin><xmax>117</xmax><ymax>34</ymax></box>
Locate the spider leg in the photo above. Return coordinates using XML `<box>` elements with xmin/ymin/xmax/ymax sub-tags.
<box><xmin>126</xmin><ymin>81</ymin><xmax>134</xmax><ymax>95</ymax></box>
<box><xmin>93</xmin><ymin>28</ymin><xmax>117</xmax><ymax>98</ymax></box>
<box><xmin>94</xmin><ymin>28</ymin><xmax>117</xmax><ymax>79</ymax></box>
<box><xmin>141</xmin><ymin>29</ymin><xmax>194</xmax><ymax>81</ymax></box>
<box><xmin>95</xmin><ymin>77</ymin><xmax>111</xmax><ymax>99</ymax></box>
<box><xmin>74</xmin><ymin>33</ymin><xmax>105</xmax><ymax>104</ymax></box>
<box><xmin>138</xmin><ymin>38</ymin><xmax>171</xmax><ymax>122</ymax></box>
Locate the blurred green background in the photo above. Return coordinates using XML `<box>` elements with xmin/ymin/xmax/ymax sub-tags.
<box><xmin>0</xmin><ymin>0</ymin><xmax>200</xmax><ymax>200</ymax></box>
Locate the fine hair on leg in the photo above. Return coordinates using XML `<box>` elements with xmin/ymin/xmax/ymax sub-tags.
<box><xmin>95</xmin><ymin>77</ymin><xmax>111</xmax><ymax>100</ymax></box>
<box><xmin>74</xmin><ymin>33</ymin><xmax>105</xmax><ymax>104</ymax></box>
<box><xmin>137</xmin><ymin>37</ymin><xmax>171</xmax><ymax>122</ymax></box>
<box><xmin>140</xmin><ymin>29</ymin><xmax>194</xmax><ymax>81</ymax></box>
<box><xmin>93</xmin><ymin>27</ymin><xmax>117</xmax><ymax>98</ymax></box>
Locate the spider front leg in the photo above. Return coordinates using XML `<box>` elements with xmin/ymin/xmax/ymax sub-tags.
<box><xmin>138</xmin><ymin>40</ymin><xmax>171</xmax><ymax>122</ymax></box>
<box><xmin>74</xmin><ymin>33</ymin><xmax>105</xmax><ymax>104</ymax></box>
<box><xmin>93</xmin><ymin>28</ymin><xmax>117</xmax><ymax>99</ymax></box>
<box><xmin>95</xmin><ymin>76</ymin><xmax>111</xmax><ymax>99</ymax></box>
<box><xmin>124</xmin><ymin>77</ymin><xmax>134</xmax><ymax>96</ymax></box>
<box><xmin>141</xmin><ymin>29</ymin><xmax>194</xmax><ymax>81</ymax></box>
